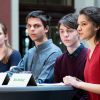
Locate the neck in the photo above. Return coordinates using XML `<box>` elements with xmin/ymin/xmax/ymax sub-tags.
<box><xmin>35</xmin><ymin>37</ymin><xmax>48</xmax><ymax>47</ymax></box>
<box><xmin>86</xmin><ymin>36</ymin><xmax>99</xmax><ymax>59</ymax></box>
<box><xmin>67</xmin><ymin>42</ymin><xmax>81</xmax><ymax>54</ymax></box>
<box><xmin>86</xmin><ymin>36</ymin><xmax>97</xmax><ymax>51</ymax></box>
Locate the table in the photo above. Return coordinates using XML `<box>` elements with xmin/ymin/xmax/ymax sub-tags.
<box><xmin>0</xmin><ymin>85</ymin><xmax>75</xmax><ymax>100</ymax></box>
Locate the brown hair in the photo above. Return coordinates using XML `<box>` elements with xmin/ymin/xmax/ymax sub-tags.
<box><xmin>58</xmin><ymin>13</ymin><xmax>78</xmax><ymax>29</ymax></box>
<box><xmin>0</xmin><ymin>22</ymin><xmax>13</xmax><ymax>64</ymax></box>
<box><xmin>26</xmin><ymin>10</ymin><xmax>51</xmax><ymax>28</ymax></box>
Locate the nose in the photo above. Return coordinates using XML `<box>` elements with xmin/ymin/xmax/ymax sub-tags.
<box><xmin>30</xmin><ymin>26</ymin><xmax>35</xmax><ymax>31</ymax></box>
<box><xmin>64</xmin><ymin>31</ymin><xmax>69</xmax><ymax>37</ymax></box>
<box><xmin>77</xmin><ymin>25</ymin><xmax>81</xmax><ymax>32</ymax></box>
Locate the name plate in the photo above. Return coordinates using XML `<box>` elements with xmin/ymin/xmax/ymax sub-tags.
<box><xmin>8</xmin><ymin>73</ymin><xmax>37</xmax><ymax>87</ymax></box>
<box><xmin>0</xmin><ymin>73</ymin><xmax>9</xmax><ymax>85</ymax></box>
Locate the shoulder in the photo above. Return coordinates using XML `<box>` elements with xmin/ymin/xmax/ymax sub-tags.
<box><xmin>12</xmin><ymin>50</ymin><xmax>20</xmax><ymax>54</ymax></box>
<box><xmin>80</xmin><ymin>43</ymin><xmax>88</xmax><ymax>53</ymax></box>
<box><xmin>22</xmin><ymin>47</ymin><xmax>35</xmax><ymax>60</ymax></box>
<box><xmin>23</xmin><ymin>47</ymin><xmax>35</xmax><ymax>56</ymax></box>
<box><xmin>56</xmin><ymin>53</ymin><xmax>66</xmax><ymax>62</ymax></box>
<box><xmin>48</xmin><ymin>44</ymin><xmax>62</xmax><ymax>59</ymax></box>
<box><xmin>50</xmin><ymin>42</ymin><xmax>61</xmax><ymax>50</ymax></box>
<box><xmin>48</xmin><ymin>41</ymin><xmax>62</xmax><ymax>53</ymax></box>
<box><xmin>28</xmin><ymin>47</ymin><xmax>35</xmax><ymax>53</ymax></box>
<box><xmin>55</xmin><ymin>53</ymin><xmax>66</xmax><ymax>69</ymax></box>
<box><xmin>8</xmin><ymin>50</ymin><xmax>21</xmax><ymax>64</ymax></box>
<box><xmin>10</xmin><ymin>50</ymin><xmax>21</xmax><ymax>59</ymax></box>
<box><xmin>81</xmin><ymin>47</ymin><xmax>88</xmax><ymax>55</ymax></box>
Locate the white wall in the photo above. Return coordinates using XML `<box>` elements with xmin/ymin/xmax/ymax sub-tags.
<box><xmin>11</xmin><ymin>0</ymin><xmax>19</xmax><ymax>50</ymax></box>
<box><xmin>74</xmin><ymin>0</ymin><xmax>100</xmax><ymax>14</ymax></box>
<box><xmin>95</xmin><ymin>0</ymin><xmax>100</xmax><ymax>7</ymax></box>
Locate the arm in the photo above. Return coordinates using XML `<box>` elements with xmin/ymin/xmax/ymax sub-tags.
<box><xmin>7</xmin><ymin>53</ymin><xmax>28</xmax><ymax>77</ymax></box>
<box><xmin>54</xmin><ymin>57</ymin><xmax>62</xmax><ymax>83</ymax></box>
<box><xmin>36</xmin><ymin>52</ymin><xmax>61</xmax><ymax>83</ymax></box>
<box><xmin>63</xmin><ymin>76</ymin><xmax>100</xmax><ymax>94</ymax></box>
<box><xmin>8</xmin><ymin>50</ymin><xmax>21</xmax><ymax>68</ymax></box>
<box><xmin>77</xmin><ymin>82</ymin><xmax>100</xmax><ymax>94</ymax></box>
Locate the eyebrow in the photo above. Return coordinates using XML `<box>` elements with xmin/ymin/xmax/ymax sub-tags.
<box><xmin>78</xmin><ymin>20</ymin><xmax>87</xmax><ymax>23</ymax></box>
<box><xmin>59</xmin><ymin>27</ymin><xmax>73</xmax><ymax>30</ymax></box>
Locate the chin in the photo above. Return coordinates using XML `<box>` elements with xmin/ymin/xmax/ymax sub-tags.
<box><xmin>80</xmin><ymin>37</ymin><xmax>85</xmax><ymax>41</ymax></box>
<box><xmin>65</xmin><ymin>44</ymin><xmax>72</xmax><ymax>47</ymax></box>
<box><xmin>31</xmin><ymin>38</ymin><xmax>37</xmax><ymax>41</ymax></box>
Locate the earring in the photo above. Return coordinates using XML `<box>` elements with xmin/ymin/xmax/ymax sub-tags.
<box><xmin>25</xmin><ymin>29</ymin><xmax>28</xmax><ymax>36</ymax></box>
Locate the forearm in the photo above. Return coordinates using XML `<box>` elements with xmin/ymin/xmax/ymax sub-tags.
<box><xmin>77</xmin><ymin>82</ymin><xmax>100</xmax><ymax>94</ymax></box>
<box><xmin>63</xmin><ymin>76</ymin><xmax>100</xmax><ymax>94</ymax></box>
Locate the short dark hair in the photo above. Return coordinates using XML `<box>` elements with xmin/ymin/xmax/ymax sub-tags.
<box><xmin>26</xmin><ymin>10</ymin><xmax>51</xmax><ymax>28</ymax></box>
<box><xmin>58</xmin><ymin>13</ymin><xmax>78</xmax><ymax>29</ymax></box>
<box><xmin>79</xmin><ymin>6</ymin><xmax>100</xmax><ymax>42</ymax></box>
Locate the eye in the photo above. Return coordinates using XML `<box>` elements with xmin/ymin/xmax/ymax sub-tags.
<box><xmin>67</xmin><ymin>29</ymin><xmax>74</xmax><ymax>33</ymax></box>
<box><xmin>81</xmin><ymin>23</ymin><xmax>87</xmax><ymax>26</ymax></box>
<box><xmin>26</xmin><ymin>24</ymin><xmax>31</xmax><ymax>29</ymax></box>
<box><xmin>34</xmin><ymin>24</ymin><xmax>41</xmax><ymax>28</ymax></box>
<box><xmin>82</xmin><ymin>23</ymin><xmax>86</xmax><ymax>25</ymax></box>
<box><xmin>59</xmin><ymin>30</ymin><xmax>64</xmax><ymax>34</ymax></box>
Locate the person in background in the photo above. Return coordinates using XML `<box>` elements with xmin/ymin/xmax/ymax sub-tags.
<box><xmin>7</xmin><ymin>10</ymin><xmax>62</xmax><ymax>83</ymax></box>
<box><xmin>63</xmin><ymin>6</ymin><xmax>100</xmax><ymax>100</ymax></box>
<box><xmin>0</xmin><ymin>22</ymin><xmax>21</xmax><ymax>72</ymax></box>
<box><xmin>54</xmin><ymin>13</ymin><xmax>88</xmax><ymax>100</ymax></box>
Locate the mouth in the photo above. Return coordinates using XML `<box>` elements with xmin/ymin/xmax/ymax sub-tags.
<box><xmin>64</xmin><ymin>40</ymin><xmax>70</xmax><ymax>43</ymax></box>
<box><xmin>30</xmin><ymin>33</ymin><xmax>36</xmax><ymax>36</ymax></box>
<box><xmin>30</xmin><ymin>34</ymin><xmax>37</xmax><ymax>38</ymax></box>
<box><xmin>64</xmin><ymin>39</ymin><xmax>70</xmax><ymax>41</ymax></box>
<box><xmin>79</xmin><ymin>32</ymin><xmax>83</xmax><ymax>35</ymax></box>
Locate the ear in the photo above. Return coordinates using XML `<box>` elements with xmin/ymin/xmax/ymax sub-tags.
<box><xmin>95</xmin><ymin>26</ymin><xmax>100</xmax><ymax>31</ymax></box>
<box><xmin>25</xmin><ymin>29</ymin><xmax>29</xmax><ymax>36</ymax></box>
<box><xmin>45</xmin><ymin>26</ymin><xmax>49</xmax><ymax>33</ymax></box>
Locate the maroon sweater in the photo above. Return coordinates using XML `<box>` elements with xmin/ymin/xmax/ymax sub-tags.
<box><xmin>54</xmin><ymin>44</ymin><xmax>88</xmax><ymax>82</ymax></box>
<box><xmin>54</xmin><ymin>44</ymin><xmax>88</xmax><ymax>100</ymax></box>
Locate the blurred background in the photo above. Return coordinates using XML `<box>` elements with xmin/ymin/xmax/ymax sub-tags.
<box><xmin>0</xmin><ymin>0</ymin><xmax>100</xmax><ymax>57</ymax></box>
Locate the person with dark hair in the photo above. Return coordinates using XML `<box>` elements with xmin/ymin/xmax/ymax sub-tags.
<box><xmin>0</xmin><ymin>22</ymin><xmax>21</xmax><ymax>72</ymax></box>
<box><xmin>7</xmin><ymin>10</ymin><xmax>62</xmax><ymax>83</ymax></box>
<box><xmin>63</xmin><ymin>7</ymin><xmax>100</xmax><ymax>100</ymax></box>
<box><xmin>54</xmin><ymin>13</ymin><xmax>88</xmax><ymax>100</ymax></box>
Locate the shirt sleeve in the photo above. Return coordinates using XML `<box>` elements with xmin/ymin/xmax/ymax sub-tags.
<box><xmin>54</xmin><ymin>57</ymin><xmax>62</xmax><ymax>83</ymax></box>
<box><xmin>7</xmin><ymin>51</ymin><xmax>28</xmax><ymax>77</ymax></box>
<box><xmin>8</xmin><ymin>50</ymin><xmax>21</xmax><ymax>67</ymax></box>
<box><xmin>36</xmin><ymin>52</ymin><xmax>61</xmax><ymax>83</ymax></box>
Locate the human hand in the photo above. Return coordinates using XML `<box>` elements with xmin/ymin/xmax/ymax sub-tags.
<box><xmin>10</xmin><ymin>66</ymin><xmax>17</xmax><ymax>71</ymax></box>
<box><xmin>63</xmin><ymin>76</ymin><xmax>82</xmax><ymax>88</ymax></box>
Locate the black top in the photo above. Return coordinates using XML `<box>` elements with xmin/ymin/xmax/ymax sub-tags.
<box><xmin>0</xmin><ymin>50</ymin><xmax>21</xmax><ymax>72</ymax></box>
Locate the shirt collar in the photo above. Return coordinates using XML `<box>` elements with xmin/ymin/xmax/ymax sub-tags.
<box><xmin>66</xmin><ymin>43</ymin><xmax>84</xmax><ymax>57</ymax></box>
<box><xmin>35</xmin><ymin>39</ymin><xmax>52</xmax><ymax>52</ymax></box>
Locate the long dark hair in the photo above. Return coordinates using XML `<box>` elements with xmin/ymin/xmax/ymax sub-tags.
<box><xmin>79</xmin><ymin>6</ymin><xmax>100</xmax><ymax>42</ymax></box>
